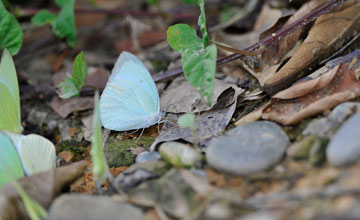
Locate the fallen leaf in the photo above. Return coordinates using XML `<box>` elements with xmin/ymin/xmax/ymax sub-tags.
<box><xmin>160</xmin><ymin>77</ymin><xmax>243</xmax><ymax>113</ymax></box>
<box><xmin>84</xmin><ymin>67</ymin><xmax>110</xmax><ymax>89</ymax></box>
<box><xmin>262</xmin><ymin>64</ymin><xmax>360</xmax><ymax>125</ymax></box>
<box><xmin>263</xmin><ymin>2</ymin><xmax>360</xmax><ymax>94</ymax></box>
<box><xmin>50</xmin><ymin>96</ymin><xmax>94</xmax><ymax>118</ymax></box>
<box><xmin>261</xmin><ymin>0</ymin><xmax>328</xmax><ymax>65</ymax></box>
<box><xmin>151</xmin><ymin>101</ymin><xmax>237</xmax><ymax>151</ymax></box>
<box><xmin>0</xmin><ymin>161</ymin><xmax>87</xmax><ymax>220</ymax></box>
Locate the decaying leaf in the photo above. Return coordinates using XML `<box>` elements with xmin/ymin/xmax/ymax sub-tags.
<box><xmin>0</xmin><ymin>161</ymin><xmax>86</xmax><ymax>220</ymax></box>
<box><xmin>151</xmin><ymin>102</ymin><xmax>236</xmax><ymax>151</ymax></box>
<box><xmin>50</xmin><ymin>96</ymin><xmax>94</xmax><ymax>118</ymax></box>
<box><xmin>261</xmin><ymin>0</ymin><xmax>328</xmax><ymax>65</ymax></box>
<box><xmin>262</xmin><ymin>64</ymin><xmax>360</xmax><ymax>125</ymax></box>
<box><xmin>263</xmin><ymin>2</ymin><xmax>360</xmax><ymax>94</ymax></box>
<box><xmin>160</xmin><ymin>77</ymin><xmax>243</xmax><ymax>113</ymax></box>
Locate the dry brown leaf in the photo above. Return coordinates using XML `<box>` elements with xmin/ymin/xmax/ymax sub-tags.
<box><xmin>160</xmin><ymin>78</ymin><xmax>243</xmax><ymax>113</ymax></box>
<box><xmin>0</xmin><ymin>161</ymin><xmax>87</xmax><ymax>220</ymax></box>
<box><xmin>263</xmin><ymin>2</ymin><xmax>360</xmax><ymax>94</ymax></box>
<box><xmin>84</xmin><ymin>67</ymin><xmax>110</xmax><ymax>89</ymax></box>
<box><xmin>261</xmin><ymin>0</ymin><xmax>328</xmax><ymax>65</ymax></box>
<box><xmin>50</xmin><ymin>96</ymin><xmax>94</xmax><ymax>118</ymax></box>
<box><xmin>262</xmin><ymin>64</ymin><xmax>360</xmax><ymax>125</ymax></box>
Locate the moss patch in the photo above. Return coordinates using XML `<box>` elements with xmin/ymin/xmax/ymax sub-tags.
<box><xmin>104</xmin><ymin>136</ymin><xmax>155</xmax><ymax>167</ymax></box>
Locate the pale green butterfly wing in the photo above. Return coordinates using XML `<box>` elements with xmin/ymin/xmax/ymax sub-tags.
<box><xmin>0</xmin><ymin>132</ymin><xmax>24</xmax><ymax>187</ymax></box>
<box><xmin>0</xmin><ymin>49</ymin><xmax>21</xmax><ymax>133</ymax></box>
<box><xmin>0</xmin><ymin>83</ymin><xmax>21</xmax><ymax>133</ymax></box>
<box><xmin>100</xmin><ymin>52</ymin><xmax>161</xmax><ymax>131</ymax></box>
<box><xmin>17</xmin><ymin>134</ymin><xmax>56</xmax><ymax>175</ymax></box>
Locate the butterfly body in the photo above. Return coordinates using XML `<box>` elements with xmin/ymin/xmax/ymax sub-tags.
<box><xmin>100</xmin><ymin>52</ymin><xmax>162</xmax><ymax>131</ymax></box>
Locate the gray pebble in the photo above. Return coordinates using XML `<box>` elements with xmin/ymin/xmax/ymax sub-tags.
<box><xmin>303</xmin><ymin>102</ymin><xmax>360</xmax><ymax>138</ymax></box>
<box><xmin>327</xmin><ymin>112</ymin><xmax>360</xmax><ymax>166</ymax></box>
<box><xmin>49</xmin><ymin>194</ymin><xmax>144</xmax><ymax>220</ymax></box>
<box><xmin>206</xmin><ymin>121</ymin><xmax>290</xmax><ymax>175</ymax></box>
<box><xmin>136</xmin><ymin>151</ymin><xmax>161</xmax><ymax>163</ymax></box>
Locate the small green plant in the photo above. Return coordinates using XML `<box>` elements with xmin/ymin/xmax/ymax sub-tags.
<box><xmin>58</xmin><ymin>51</ymin><xmax>88</xmax><ymax>98</ymax></box>
<box><xmin>167</xmin><ymin>0</ymin><xmax>217</xmax><ymax>106</ymax></box>
<box><xmin>32</xmin><ymin>0</ymin><xmax>76</xmax><ymax>47</ymax></box>
<box><xmin>0</xmin><ymin>1</ymin><xmax>23</xmax><ymax>55</ymax></box>
<box><xmin>178</xmin><ymin>112</ymin><xmax>199</xmax><ymax>146</ymax></box>
<box><xmin>91</xmin><ymin>91</ymin><xmax>110</xmax><ymax>185</ymax></box>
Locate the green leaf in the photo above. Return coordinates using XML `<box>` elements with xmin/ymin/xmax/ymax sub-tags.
<box><xmin>146</xmin><ymin>0</ymin><xmax>159</xmax><ymax>5</ymax></box>
<box><xmin>31</xmin><ymin>10</ymin><xmax>56</xmax><ymax>26</ymax></box>
<box><xmin>72</xmin><ymin>52</ymin><xmax>88</xmax><ymax>89</ymax></box>
<box><xmin>178</xmin><ymin>113</ymin><xmax>196</xmax><ymax>129</ymax></box>
<box><xmin>12</xmin><ymin>180</ymin><xmax>48</xmax><ymax>220</ymax></box>
<box><xmin>182</xmin><ymin>0</ymin><xmax>197</xmax><ymax>4</ymax></box>
<box><xmin>53</xmin><ymin>0</ymin><xmax>76</xmax><ymax>47</ymax></box>
<box><xmin>198</xmin><ymin>0</ymin><xmax>209</xmax><ymax>47</ymax></box>
<box><xmin>0</xmin><ymin>49</ymin><xmax>21</xmax><ymax>133</ymax></box>
<box><xmin>58</xmin><ymin>52</ymin><xmax>88</xmax><ymax>98</ymax></box>
<box><xmin>167</xmin><ymin>25</ymin><xmax>217</xmax><ymax>106</ymax></box>
<box><xmin>91</xmin><ymin>91</ymin><xmax>109</xmax><ymax>183</ymax></box>
<box><xmin>167</xmin><ymin>0</ymin><xmax>216</xmax><ymax>106</ymax></box>
<box><xmin>167</xmin><ymin>24</ymin><xmax>202</xmax><ymax>52</ymax></box>
<box><xmin>57</xmin><ymin>78</ymin><xmax>78</xmax><ymax>98</ymax></box>
<box><xmin>0</xmin><ymin>1</ymin><xmax>23</xmax><ymax>55</ymax></box>
<box><xmin>0</xmin><ymin>132</ymin><xmax>24</xmax><ymax>188</ymax></box>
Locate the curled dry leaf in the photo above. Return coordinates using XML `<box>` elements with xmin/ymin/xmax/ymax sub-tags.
<box><xmin>261</xmin><ymin>0</ymin><xmax>328</xmax><ymax>65</ymax></box>
<box><xmin>151</xmin><ymin>102</ymin><xmax>237</xmax><ymax>151</ymax></box>
<box><xmin>263</xmin><ymin>2</ymin><xmax>360</xmax><ymax>94</ymax></box>
<box><xmin>0</xmin><ymin>161</ymin><xmax>87</xmax><ymax>220</ymax></box>
<box><xmin>262</xmin><ymin>64</ymin><xmax>360</xmax><ymax>125</ymax></box>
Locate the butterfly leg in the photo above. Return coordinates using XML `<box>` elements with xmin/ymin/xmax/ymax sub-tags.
<box><xmin>135</xmin><ymin>128</ymin><xmax>146</xmax><ymax>143</ymax></box>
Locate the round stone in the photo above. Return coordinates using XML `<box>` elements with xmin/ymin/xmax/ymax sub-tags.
<box><xmin>327</xmin><ymin>112</ymin><xmax>360</xmax><ymax>166</ymax></box>
<box><xmin>136</xmin><ymin>151</ymin><xmax>161</xmax><ymax>163</ymax></box>
<box><xmin>206</xmin><ymin>121</ymin><xmax>290</xmax><ymax>175</ymax></box>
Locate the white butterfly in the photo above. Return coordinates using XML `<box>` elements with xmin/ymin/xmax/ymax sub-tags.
<box><xmin>100</xmin><ymin>52</ymin><xmax>163</xmax><ymax>131</ymax></box>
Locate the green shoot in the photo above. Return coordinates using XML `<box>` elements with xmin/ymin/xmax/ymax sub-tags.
<box><xmin>58</xmin><ymin>51</ymin><xmax>88</xmax><ymax>98</ymax></box>
<box><xmin>167</xmin><ymin>0</ymin><xmax>216</xmax><ymax>106</ymax></box>
<box><xmin>91</xmin><ymin>91</ymin><xmax>109</xmax><ymax>185</ymax></box>
<box><xmin>32</xmin><ymin>0</ymin><xmax>76</xmax><ymax>47</ymax></box>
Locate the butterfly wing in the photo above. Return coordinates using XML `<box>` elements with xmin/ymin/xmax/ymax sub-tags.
<box><xmin>18</xmin><ymin>134</ymin><xmax>56</xmax><ymax>175</ymax></box>
<box><xmin>100</xmin><ymin>52</ymin><xmax>160</xmax><ymax>131</ymax></box>
<box><xmin>0</xmin><ymin>50</ymin><xmax>21</xmax><ymax>133</ymax></box>
<box><xmin>0</xmin><ymin>132</ymin><xmax>24</xmax><ymax>187</ymax></box>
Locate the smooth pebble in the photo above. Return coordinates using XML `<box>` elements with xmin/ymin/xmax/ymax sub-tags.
<box><xmin>136</xmin><ymin>151</ymin><xmax>161</xmax><ymax>163</ymax></box>
<box><xmin>327</xmin><ymin>112</ymin><xmax>360</xmax><ymax>166</ymax></box>
<box><xmin>49</xmin><ymin>194</ymin><xmax>144</xmax><ymax>220</ymax></box>
<box><xmin>206</xmin><ymin>121</ymin><xmax>290</xmax><ymax>175</ymax></box>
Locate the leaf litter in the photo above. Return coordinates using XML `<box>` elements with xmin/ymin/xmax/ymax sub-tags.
<box><xmin>5</xmin><ymin>0</ymin><xmax>360</xmax><ymax>219</ymax></box>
